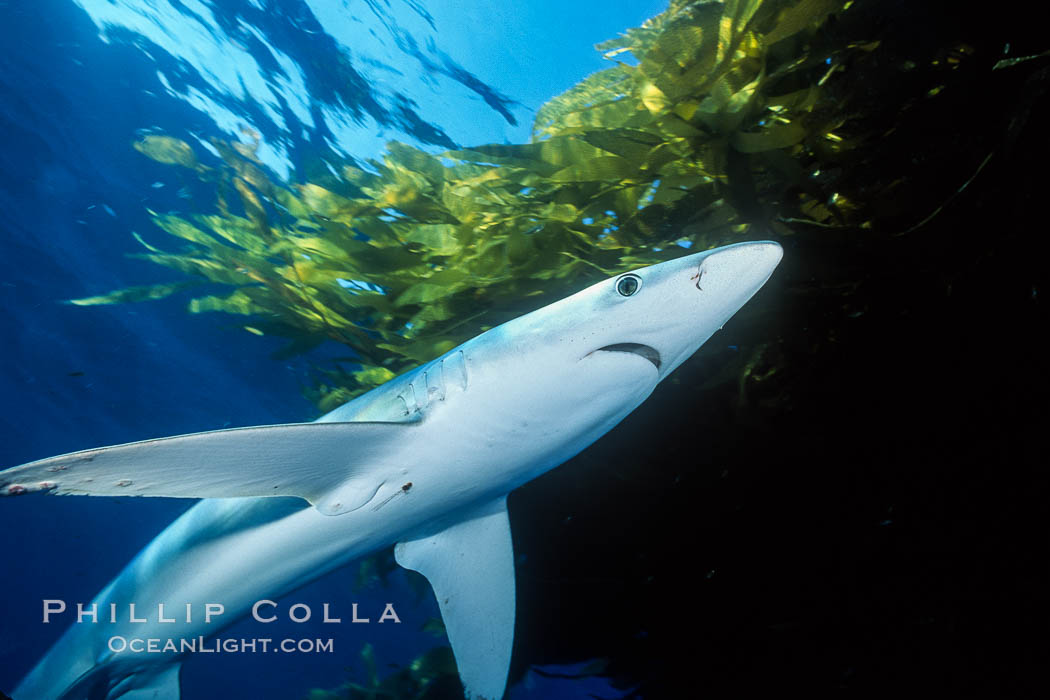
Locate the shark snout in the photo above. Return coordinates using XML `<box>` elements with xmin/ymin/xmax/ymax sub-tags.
<box><xmin>693</xmin><ymin>240</ymin><xmax>783</xmax><ymax>296</ymax></box>
<box><xmin>635</xmin><ymin>241</ymin><xmax>782</xmax><ymax>382</ymax></box>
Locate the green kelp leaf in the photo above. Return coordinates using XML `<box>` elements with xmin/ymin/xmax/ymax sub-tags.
<box><xmin>596</xmin><ymin>21</ymin><xmax>648</xmax><ymax>58</ymax></box>
<box><xmin>505</xmin><ymin>229</ymin><xmax>536</xmax><ymax>266</ymax></box>
<box><xmin>380</xmin><ymin>337</ymin><xmax>459</xmax><ymax>364</ymax></box>
<box><xmin>291</xmin><ymin>235</ymin><xmax>361</xmax><ymax>261</ymax></box>
<box><xmin>233</xmin><ymin>178</ymin><xmax>273</xmax><ymax>237</ymax></box>
<box><xmin>381</xmin><ymin>191</ymin><xmax>459</xmax><ymax>226</ymax></box>
<box><xmin>68</xmin><ymin>280</ymin><xmax>203</xmax><ymax>306</ymax></box>
<box><xmin>579</xmin><ymin>129</ymin><xmax>663</xmax><ymax>162</ymax></box>
<box><xmin>763</xmin><ymin>0</ymin><xmax>843</xmax><ymax>45</ymax></box>
<box><xmin>393</xmin><ymin>269</ymin><xmax>471</xmax><ymax>308</ymax></box>
<box><xmin>134</xmin><ymin>253</ymin><xmax>265</xmax><ymax>286</ymax></box>
<box><xmin>533</xmin><ymin>66</ymin><xmax>634</xmax><ymax>138</ymax></box>
<box><xmin>651</xmin><ymin>23</ymin><xmax>707</xmax><ymax>71</ymax></box>
<box><xmin>695</xmin><ymin>70</ymin><xmax>764</xmax><ymax>133</ymax></box>
<box><xmin>651</xmin><ymin>183</ymin><xmax>690</xmax><ymax>206</ymax></box>
<box><xmin>386</xmin><ymin>141</ymin><xmax>448</xmax><ymax>183</ymax></box>
<box><xmin>359</xmin><ymin>643</ymin><xmax>379</xmax><ymax>690</ymax></box>
<box><xmin>132</xmin><ymin>231</ymin><xmax>164</xmax><ymax>253</ymax></box>
<box><xmin>537</xmin><ymin>202</ymin><xmax>580</xmax><ymax>222</ymax></box>
<box><xmin>330</xmin><ymin>242</ymin><xmax>424</xmax><ymax>275</ymax></box>
<box><xmin>640</xmin><ymin>82</ymin><xmax>671</xmax><ymax>115</ymax></box>
<box><xmin>134</xmin><ymin>135</ymin><xmax>198</xmax><ymax>168</ymax></box>
<box><xmin>194</xmin><ymin>214</ymin><xmax>268</xmax><ymax>252</ymax></box>
<box><xmin>421</xmin><ymin>617</ymin><xmax>447</xmax><ymax>637</ymax></box>
<box><xmin>550</xmin><ymin>156</ymin><xmax>637</xmax><ymax>183</ymax></box>
<box><xmin>718</xmin><ymin>0</ymin><xmax>764</xmax><ymax>64</ymax></box>
<box><xmin>726</xmin><ymin>0</ymin><xmax>764</xmax><ymax>33</ymax></box>
<box><xmin>766</xmin><ymin>85</ymin><xmax>821</xmax><ymax>112</ymax></box>
<box><xmin>394</xmin><ymin>282</ymin><xmax>447</xmax><ymax>307</ymax></box>
<box><xmin>402</xmin><ymin>224</ymin><xmax>461</xmax><ymax>256</ymax></box>
<box><xmin>353</xmin><ymin>366</ymin><xmax>397</xmax><ymax>389</ymax></box>
<box><xmin>545</xmin><ymin>98</ymin><xmax>641</xmax><ymax>136</ymax></box>
<box><xmin>612</xmin><ymin>183</ymin><xmax>646</xmax><ymax>215</ymax></box>
<box><xmin>446</xmin><ymin>148</ymin><xmax>555</xmax><ymax>177</ymax></box>
<box><xmin>466</xmin><ymin>137</ymin><xmax>615</xmax><ymax>171</ymax></box>
<box><xmin>187</xmin><ymin>290</ymin><xmax>264</xmax><ymax>315</ymax></box>
<box><xmin>270</xmin><ymin>187</ymin><xmax>314</xmax><ymax>221</ymax></box>
<box><xmin>732</xmin><ymin>120</ymin><xmax>807</xmax><ymax>152</ymax></box>
<box><xmin>154</xmin><ymin>215</ymin><xmax>219</xmax><ymax>248</ymax></box>
<box><xmin>229</xmin><ymin>155</ymin><xmax>273</xmax><ymax>194</ymax></box>
<box><xmin>298</xmin><ymin>183</ymin><xmax>357</xmax><ymax>221</ymax></box>
<box><xmin>304</xmin><ymin>690</ymin><xmax>340</xmax><ymax>700</ymax></box>
<box><xmin>653</xmin><ymin>113</ymin><xmax>705</xmax><ymax>141</ymax></box>
<box><xmin>408</xmin><ymin>646</ymin><xmax>458</xmax><ymax>684</ymax></box>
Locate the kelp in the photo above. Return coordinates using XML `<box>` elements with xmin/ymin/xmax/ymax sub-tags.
<box><xmin>77</xmin><ymin>0</ymin><xmax>887</xmax><ymax>411</ymax></box>
<box><xmin>79</xmin><ymin>0</ymin><xmax>1001</xmax><ymax>416</ymax></box>
<box><xmin>305</xmin><ymin>643</ymin><xmax>460</xmax><ymax>700</ymax></box>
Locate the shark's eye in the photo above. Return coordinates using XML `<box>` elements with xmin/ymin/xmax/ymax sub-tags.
<box><xmin>616</xmin><ymin>274</ymin><xmax>642</xmax><ymax>297</ymax></box>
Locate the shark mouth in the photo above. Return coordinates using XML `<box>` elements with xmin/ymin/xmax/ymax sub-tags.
<box><xmin>594</xmin><ymin>343</ymin><xmax>662</xmax><ymax>370</ymax></box>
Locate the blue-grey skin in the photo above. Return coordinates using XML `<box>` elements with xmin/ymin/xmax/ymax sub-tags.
<box><xmin>2</xmin><ymin>241</ymin><xmax>783</xmax><ymax>700</ymax></box>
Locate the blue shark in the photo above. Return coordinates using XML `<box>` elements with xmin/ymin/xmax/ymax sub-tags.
<box><xmin>1</xmin><ymin>240</ymin><xmax>782</xmax><ymax>699</ymax></box>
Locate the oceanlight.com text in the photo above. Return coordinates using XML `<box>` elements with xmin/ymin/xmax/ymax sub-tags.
<box><xmin>107</xmin><ymin>636</ymin><xmax>335</xmax><ymax>654</ymax></box>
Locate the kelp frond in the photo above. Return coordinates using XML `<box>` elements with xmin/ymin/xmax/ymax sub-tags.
<box><xmin>76</xmin><ymin>0</ymin><xmax>977</xmax><ymax>410</ymax></box>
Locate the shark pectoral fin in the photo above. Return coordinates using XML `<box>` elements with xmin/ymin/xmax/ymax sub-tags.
<box><xmin>0</xmin><ymin>422</ymin><xmax>411</xmax><ymax>512</ymax></box>
<box><xmin>395</xmin><ymin>496</ymin><xmax>515</xmax><ymax>700</ymax></box>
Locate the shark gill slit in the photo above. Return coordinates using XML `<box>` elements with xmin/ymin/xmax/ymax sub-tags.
<box><xmin>396</xmin><ymin>351</ymin><xmax>467</xmax><ymax>418</ymax></box>
<box><xmin>443</xmin><ymin>350</ymin><xmax>468</xmax><ymax>391</ymax></box>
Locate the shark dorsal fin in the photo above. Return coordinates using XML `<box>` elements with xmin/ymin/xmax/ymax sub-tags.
<box><xmin>395</xmin><ymin>496</ymin><xmax>515</xmax><ymax>700</ymax></box>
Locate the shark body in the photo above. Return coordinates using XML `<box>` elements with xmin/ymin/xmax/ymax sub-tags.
<box><xmin>2</xmin><ymin>240</ymin><xmax>783</xmax><ymax>699</ymax></box>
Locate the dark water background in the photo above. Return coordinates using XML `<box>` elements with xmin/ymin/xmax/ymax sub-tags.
<box><xmin>2</xmin><ymin>0</ymin><xmax>1049</xmax><ymax>698</ymax></box>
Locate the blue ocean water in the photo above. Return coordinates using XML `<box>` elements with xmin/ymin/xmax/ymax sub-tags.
<box><xmin>0</xmin><ymin>1</ymin><xmax>665</xmax><ymax>697</ymax></box>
